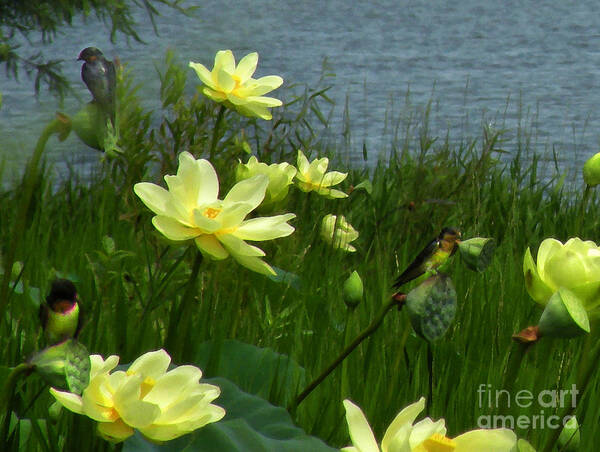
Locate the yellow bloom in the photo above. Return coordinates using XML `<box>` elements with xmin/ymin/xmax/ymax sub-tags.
<box><xmin>50</xmin><ymin>350</ymin><xmax>225</xmax><ymax>443</ymax></box>
<box><xmin>523</xmin><ymin>237</ymin><xmax>600</xmax><ymax>312</ymax></box>
<box><xmin>189</xmin><ymin>50</ymin><xmax>283</xmax><ymax>120</ymax></box>
<box><xmin>134</xmin><ymin>152</ymin><xmax>296</xmax><ymax>276</ymax></box>
<box><xmin>236</xmin><ymin>156</ymin><xmax>297</xmax><ymax>207</ymax></box>
<box><xmin>321</xmin><ymin>214</ymin><xmax>358</xmax><ymax>252</ymax></box>
<box><xmin>295</xmin><ymin>150</ymin><xmax>348</xmax><ymax>198</ymax></box>
<box><xmin>342</xmin><ymin>398</ymin><xmax>516</xmax><ymax>452</ymax></box>
<box><xmin>583</xmin><ymin>152</ymin><xmax>600</xmax><ymax>186</ymax></box>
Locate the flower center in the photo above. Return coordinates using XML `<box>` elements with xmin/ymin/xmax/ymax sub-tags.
<box><xmin>107</xmin><ymin>407</ymin><xmax>120</xmax><ymax>421</ymax></box>
<box><xmin>230</xmin><ymin>74</ymin><xmax>244</xmax><ymax>95</ymax></box>
<box><xmin>414</xmin><ymin>433</ymin><xmax>456</xmax><ymax>452</ymax></box>
<box><xmin>139</xmin><ymin>376</ymin><xmax>156</xmax><ymax>399</ymax></box>
<box><xmin>125</xmin><ymin>371</ymin><xmax>156</xmax><ymax>399</ymax></box>
<box><xmin>203</xmin><ymin>207</ymin><xmax>221</xmax><ymax>219</ymax></box>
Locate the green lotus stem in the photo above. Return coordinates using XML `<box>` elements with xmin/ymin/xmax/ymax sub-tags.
<box><xmin>0</xmin><ymin>363</ymin><xmax>33</xmax><ymax>444</ymax></box>
<box><xmin>0</xmin><ymin>118</ymin><xmax>61</xmax><ymax>324</ymax></box>
<box><xmin>165</xmin><ymin>250</ymin><xmax>203</xmax><ymax>360</ymax></box>
<box><xmin>138</xmin><ymin>247</ymin><xmax>191</xmax><ymax>328</ymax></box>
<box><xmin>576</xmin><ymin>333</ymin><xmax>594</xmax><ymax>384</ymax></box>
<box><xmin>576</xmin><ymin>185</ymin><xmax>591</xmax><ymax>235</ymax></box>
<box><xmin>426</xmin><ymin>342</ymin><xmax>434</xmax><ymax>416</ymax></box>
<box><xmin>210</xmin><ymin>105</ymin><xmax>226</xmax><ymax>160</ymax></box>
<box><xmin>291</xmin><ymin>295</ymin><xmax>404</xmax><ymax>411</ymax></box>
<box><xmin>340</xmin><ymin>306</ymin><xmax>358</xmax><ymax>397</ymax></box>
<box><xmin>541</xmin><ymin>338</ymin><xmax>600</xmax><ymax>452</ymax></box>
<box><xmin>497</xmin><ymin>342</ymin><xmax>532</xmax><ymax>417</ymax></box>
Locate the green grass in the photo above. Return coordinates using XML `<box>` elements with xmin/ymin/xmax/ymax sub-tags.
<box><xmin>2</xmin><ymin>52</ymin><xmax>600</xmax><ymax>451</ymax></box>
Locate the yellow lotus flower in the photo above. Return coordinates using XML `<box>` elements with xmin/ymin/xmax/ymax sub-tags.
<box><xmin>236</xmin><ymin>156</ymin><xmax>297</xmax><ymax>207</ymax></box>
<box><xmin>583</xmin><ymin>152</ymin><xmax>600</xmax><ymax>186</ymax></box>
<box><xmin>321</xmin><ymin>214</ymin><xmax>358</xmax><ymax>252</ymax></box>
<box><xmin>342</xmin><ymin>398</ymin><xmax>516</xmax><ymax>452</ymax></box>
<box><xmin>295</xmin><ymin>150</ymin><xmax>348</xmax><ymax>198</ymax></box>
<box><xmin>134</xmin><ymin>152</ymin><xmax>296</xmax><ymax>276</ymax></box>
<box><xmin>524</xmin><ymin>237</ymin><xmax>600</xmax><ymax>312</ymax></box>
<box><xmin>189</xmin><ymin>50</ymin><xmax>283</xmax><ymax>120</ymax></box>
<box><xmin>50</xmin><ymin>349</ymin><xmax>225</xmax><ymax>443</ymax></box>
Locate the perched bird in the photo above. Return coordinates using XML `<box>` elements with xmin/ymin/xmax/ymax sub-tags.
<box><xmin>77</xmin><ymin>47</ymin><xmax>116</xmax><ymax>126</ymax></box>
<box><xmin>393</xmin><ymin>227</ymin><xmax>462</xmax><ymax>289</ymax></box>
<box><xmin>39</xmin><ymin>279</ymin><xmax>82</xmax><ymax>345</ymax></box>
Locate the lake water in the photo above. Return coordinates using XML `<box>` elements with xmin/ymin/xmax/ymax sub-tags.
<box><xmin>1</xmin><ymin>0</ymin><xmax>599</xmax><ymax>182</ymax></box>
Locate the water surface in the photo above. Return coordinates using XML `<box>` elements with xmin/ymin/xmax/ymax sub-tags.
<box><xmin>1</xmin><ymin>0</ymin><xmax>599</xmax><ymax>181</ymax></box>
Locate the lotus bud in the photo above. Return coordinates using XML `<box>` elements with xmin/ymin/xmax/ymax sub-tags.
<box><xmin>28</xmin><ymin>339</ymin><xmax>90</xmax><ymax>394</ymax></box>
<box><xmin>583</xmin><ymin>152</ymin><xmax>600</xmax><ymax>186</ymax></box>
<box><xmin>458</xmin><ymin>237</ymin><xmax>496</xmax><ymax>272</ymax></box>
<box><xmin>102</xmin><ymin>235</ymin><xmax>116</xmax><ymax>255</ymax></box>
<box><xmin>538</xmin><ymin>288</ymin><xmax>590</xmax><ymax>338</ymax></box>
<box><xmin>321</xmin><ymin>214</ymin><xmax>359</xmax><ymax>252</ymax></box>
<box><xmin>71</xmin><ymin>102</ymin><xmax>106</xmax><ymax>150</ymax></box>
<box><xmin>522</xmin><ymin>238</ymin><xmax>600</xmax><ymax>311</ymax></box>
<box><xmin>343</xmin><ymin>271</ymin><xmax>363</xmax><ymax>308</ymax></box>
<box><xmin>236</xmin><ymin>156</ymin><xmax>297</xmax><ymax>209</ymax></box>
<box><xmin>11</xmin><ymin>261</ymin><xmax>23</xmax><ymax>280</ymax></box>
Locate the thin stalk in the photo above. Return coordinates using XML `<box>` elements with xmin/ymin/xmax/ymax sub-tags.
<box><xmin>134</xmin><ymin>247</ymin><xmax>190</xmax><ymax>351</ymax></box>
<box><xmin>541</xmin><ymin>338</ymin><xmax>600</xmax><ymax>452</ymax></box>
<box><xmin>209</xmin><ymin>105</ymin><xmax>226</xmax><ymax>160</ymax></box>
<box><xmin>497</xmin><ymin>341</ymin><xmax>532</xmax><ymax>416</ymax></box>
<box><xmin>575</xmin><ymin>185</ymin><xmax>591</xmax><ymax>235</ymax></box>
<box><xmin>1</xmin><ymin>363</ymin><xmax>34</xmax><ymax>445</ymax></box>
<box><xmin>576</xmin><ymin>333</ymin><xmax>594</xmax><ymax>385</ymax></box>
<box><xmin>341</xmin><ymin>306</ymin><xmax>358</xmax><ymax>398</ymax></box>
<box><xmin>291</xmin><ymin>295</ymin><xmax>404</xmax><ymax>411</ymax></box>
<box><xmin>426</xmin><ymin>341</ymin><xmax>434</xmax><ymax>416</ymax></box>
<box><xmin>141</xmin><ymin>247</ymin><xmax>190</xmax><ymax>320</ymax></box>
<box><xmin>165</xmin><ymin>250</ymin><xmax>203</xmax><ymax>361</ymax></box>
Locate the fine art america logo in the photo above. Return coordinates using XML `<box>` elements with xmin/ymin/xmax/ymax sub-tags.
<box><xmin>476</xmin><ymin>384</ymin><xmax>578</xmax><ymax>430</ymax></box>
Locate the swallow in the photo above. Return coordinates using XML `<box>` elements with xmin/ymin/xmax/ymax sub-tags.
<box><xmin>78</xmin><ymin>47</ymin><xmax>116</xmax><ymax>127</ymax></box>
<box><xmin>393</xmin><ymin>227</ymin><xmax>462</xmax><ymax>289</ymax></box>
<box><xmin>39</xmin><ymin>279</ymin><xmax>82</xmax><ymax>345</ymax></box>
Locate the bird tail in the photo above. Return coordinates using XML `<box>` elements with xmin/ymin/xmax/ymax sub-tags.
<box><xmin>393</xmin><ymin>267</ymin><xmax>419</xmax><ymax>288</ymax></box>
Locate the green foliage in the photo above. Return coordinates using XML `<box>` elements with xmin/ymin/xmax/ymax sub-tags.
<box><xmin>123</xmin><ymin>378</ymin><xmax>337</xmax><ymax>452</ymax></box>
<box><xmin>195</xmin><ymin>340</ymin><xmax>306</xmax><ymax>408</ymax></box>
<box><xmin>3</xmin><ymin>49</ymin><xmax>600</xmax><ymax>451</ymax></box>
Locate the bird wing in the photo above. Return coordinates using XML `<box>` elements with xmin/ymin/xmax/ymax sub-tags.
<box><xmin>82</xmin><ymin>59</ymin><xmax>117</xmax><ymax>123</ymax></box>
<box><xmin>393</xmin><ymin>238</ymin><xmax>439</xmax><ymax>288</ymax></box>
<box><xmin>105</xmin><ymin>59</ymin><xmax>117</xmax><ymax>105</ymax></box>
<box><xmin>105</xmin><ymin>59</ymin><xmax>117</xmax><ymax>124</ymax></box>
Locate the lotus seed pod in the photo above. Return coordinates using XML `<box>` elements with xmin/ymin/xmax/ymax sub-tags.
<box><xmin>405</xmin><ymin>274</ymin><xmax>456</xmax><ymax>341</ymax></box>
